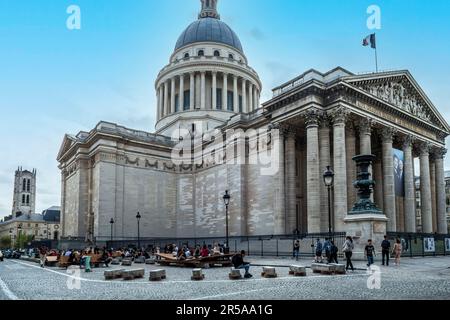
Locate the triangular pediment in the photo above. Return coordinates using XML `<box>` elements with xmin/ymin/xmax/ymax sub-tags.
<box><xmin>344</xmin><ymin>71</ymin><xmax>450</xmax><ymax>132</ymax></box>
<box><xmin>57</xmin><ymin>134</ymin><xmax>77</xmax><ymax>161</ymax></box>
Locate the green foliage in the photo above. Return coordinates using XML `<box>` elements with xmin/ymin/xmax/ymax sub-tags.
<box><xmin>0</xmin><ymin>236</ymin><xmax>11</xmax><ymax>248</ymax></box>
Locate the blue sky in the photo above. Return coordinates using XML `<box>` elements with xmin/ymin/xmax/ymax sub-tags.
<box><xmin>0</xmin><ymin>0</ymin><xmax>450</xmax><ymax>218</ymax></box>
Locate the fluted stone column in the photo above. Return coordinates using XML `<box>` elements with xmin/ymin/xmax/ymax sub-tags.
<box><xmin>158</xmin><ymin>86</ymin><xmax>163</xmax><ymax>119</ymax></box>
<box><xmin>249</xmin><ymin>84</ymin><xmax>253</xmax><ymax>113</ymax></box>
<box><xmin>305</xmin><ymin>111</ymin><xmax>321</xmax><ymax>233</ymax></box>
<box><xmin>179</xmin><ymin>74</ymin><xmax>184</xmax><ymax>112</ymax></box>
<box><xmin>420</xmin><ymin>143</ymin><xmax>433</xmax><ymax>233</ymax></box>
<box><xmin>403</xmin><ymin>136</ymin><xmax>416</xmax><ymax>233</ymax></box>
<box><xmin>200</xmin><ymin>72</ymin><xmax>206</xmax><ymax>110</ymax></box>
<box><xmin>242</xmin><ymin>79</ymin><xmax>247</xmax><ymax>113</ymax></box>
<box><xmin>170</xmin><ymin>78</ymin><xmax>176</xmax><ymax>114</ymax></box>
<box><xmin>233</xmin><ymin>76</ymin><xmax>239</xmax><ymax>113</ymax></box>
<box><xmin>331</xmin><ymin>107</ymin><xmax>348</xmax><ymax>232</ymax></box>
<box><xmin>212</xmin><ymin>72</ymin><xmax>217</xmax><ymax>110</ymax></box>
<box><xmin>346</xmin><ymin>122</ymin><xmax>357</xmax><ymax>211</ymax></box>
<box><xmin>254</xmin><ymin>88</ymin><xmax>258</xmax><ymax>110</ymax></box>
<box><xmin>274</xmin><ymin>126</ymin><xmax>285</xmax><ymax>234</ymax></box>
<box><xmin>163</xmin><ymin>81</ymin><xmax>169</xmax><ymax>117</ymax></box>
<box><xmin>430</xmin><ymin>159</ymin><xmax>437</xmax><ymax>232</ymax></box>
<box><xmin>222</xmin><ymin>73</ymin><xmax>228</xmax><ymax>111</ymax></box>
<box><xmin>382</xmin><ymin>128</ymin><xmax>397</xmax><ymax>232</ymax></box>
<box><xmin>373</xmin><ymin>153</ymin><xmax>384</xmax><ymax>211</ymax></box>
<box><xmin>190</xmin><ymin>72</ymin><xmax>195</xmax><ymax>110</ymax></box>
<box><xmin>256</xmin><ymin>89</ymin><xmax>260</xmax><ymax>110</ymax></box>
<box><xmin>319</xmin><ymin>116</ymin><xmax>331</xmax><ymax>232</ymax></box>
<box><xmin>286</xmin><ymin>130</ymin><xmax>297</xmax><ymax>234</ymax></box>
<box><xmin>435</xmin><ymin>148</ymin><xmax>448</xmax><ymax>234</ymax></box>
<box><xmin>359</xmin><ymin>118</ymin><xmax>373</xmax><ymax>202</ymax></box>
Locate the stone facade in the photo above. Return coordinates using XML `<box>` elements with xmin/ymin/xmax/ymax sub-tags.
<box><xmin>11</xmin><ymin>167</ymin><xmax>36</xmax><ymax>215</ymax></box>
<box><xmin>58</xmin><ymin>1</ymin><xmax>450</xmax><ymax>243</ymax></box>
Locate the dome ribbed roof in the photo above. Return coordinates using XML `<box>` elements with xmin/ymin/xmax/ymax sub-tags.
<box><xmin>175</xmin><ymin>18</ymin><xmax>243</xmax><ymax>53</ymax></box>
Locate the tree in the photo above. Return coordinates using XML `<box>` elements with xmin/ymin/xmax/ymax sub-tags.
<box><xmin>1</xmin><ymin>236</ymin><xmax>11</xmax><ymax>249</ymax></box>
<box><xmin>15</xmin><ymin>233</ymin><xmax>34</xmax><ymax>249</ymax></box>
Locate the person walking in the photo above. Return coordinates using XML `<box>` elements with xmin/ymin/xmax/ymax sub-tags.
<box><xmin>342</xmin><ymin>236</ymin><xmax>354</xmax><ymax>271</ymax></box>
<box><xmin>393</xmin><ymin>238</ymin><xmax>402</xmax><ymax>266</ymax></box>
<box><xmin>323</xmin><ymin>238</ymin><xmax>332</xmax><ymax>264</ymax></box>
<box><xmin>365</xmin><ymin>239</ymin><xmax>376</xmax><ymax>267</ymax></box>
<box><xmin>39</xmin><ymin>246</ymin><xmax>47</xmax><ymax>268</ymax></box>
<box><xmin>314</xmin><ymin>239</ymin><xmax>323</xmax><ymax>263</ymax></box>
<box><xmin>293</xmin><ymin>240</ymin><xmax>300</xmax><ymax>261</ymax></box>
<box><xmin>381</xmin><ymin>235</ymin><xmax>391</xmax><ymax>266</ymax></box>
<box><xmin>330</xmin><ymin>241</ymin><xmax>339</xmax><ymax>264</ymax></box>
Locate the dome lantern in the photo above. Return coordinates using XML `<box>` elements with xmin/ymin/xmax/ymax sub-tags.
<box><xmin>199</xmin><ymin>0</ymin><xmax>220</xmax><ymax>19</ymax></box>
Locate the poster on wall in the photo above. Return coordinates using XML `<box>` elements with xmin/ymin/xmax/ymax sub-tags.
<box><xmin>445</xmin><ymin>238</ymin><xmax>450</xmax><ymax>252</ymax></box>
<box><xmin>393</xmin><ymin>149</ymin><xmax>405</xmax><ymax>197</ymax></box>
<box><xmin>424</xmin><ymin>238</ymin><xmax>436</xmax><ymax>253</ymax></box>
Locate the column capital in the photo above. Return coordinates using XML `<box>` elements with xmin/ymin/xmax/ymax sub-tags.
<box><xmin>381</xmin><ymin>127</ymin><xmax>396</xmax><ymax>143</ymax></box>
<box><xmin>319</xmin><ymin>113</ymin><xmax>332</xmax><ymax>128</ymax></box>
<box><xmin>328</xmin><ymin>106</ymin><xmax>349</xmax><ymax>125</ymax></box>
<box><xmin>189</xmin><ymin>72</ymin><xmax>195</xmax><ymax>76</ymax></box>
<box><xmin>211</xmin><ymin>71</ymin><xmax>217</xmax><ymax>76</ymax></box>
<box><xmin>432</xmin><ymin>147</ymin><xmax>447</xmax><ymax>160</ymax></box>
<box><xmin>419</xmin><ymin>142</ymin><xmax>431</xmax><ymax>156</ymax></box>
<box><xmin>357</xmin><ymin>117</ymin><xmax>374</xmax><ymax>135</ymax></box>
<box><xmin>402</xmin><ymin>135</ymin><xmax>415</xmax><ymax>149</ymax></box>
<box><xmin>302</xmin><ymin>109</ymin><xmax>321</xmax><ymax>128</ymax></box>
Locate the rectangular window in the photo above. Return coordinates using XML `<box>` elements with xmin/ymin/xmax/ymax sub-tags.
<box><xmin>27</xmin><ymin>179</ymin><xmax>31</xmax><ymax>192</ymax></box>
<box><xmin>239</xmin><ymin>95</ymin><xmax>243</xmax><ymax>113</ymax></box>
<box><xmin>227</xmin><ymin>91</ymin><xmax>234</xmax><ymax>111</ymax></box>
<box><xmin>216</xmin><ymin>89</ymin><xmax>222</xmax><ymax>110</ymax></box>
<box><xmin>22</xmin><ymin>179</ymin><xmax>26</xmax><ymax>191</ymax></box>
<box><xmin>183</xmin><ymin>90</ymin><xmax>190</xmax><ymax>111</ymax></box>
<box><xmin>22</xmin><ymin>194</ymin><xmax>26</xmax><ymax>204</ymax></box>
<box><xmin>175</xmin><ymin>94</ymin><xmax>180</xmax><ymax>112</ymax></box>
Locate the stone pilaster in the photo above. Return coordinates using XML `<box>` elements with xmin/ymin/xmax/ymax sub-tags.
<box><xmin>330</xmin><ymin>107</ymin><xmax>348</xmax><ymax>232</ymax></box>
<box><xmin>403</xmin><ymin>136</ymin><xmax>416</xmax><ymax>233</ymax></box>
<box><xmin>319</xmin><ymin>115</ymin><xmax>331</xmax><ymax>233</ymax></box>
<box><xmin>249</xmin><ymin>84</ymin><xmax>253</xmax><ymax>112</ymax></box>
<box><xmin>304</xmin><ymin>110</ymin><xmax>321</xmax><ymax>233</ymax></box>
<box><xmin>420</xmin><ymin>143</ymin><xmax>433</xmax><ymax>233</ymax></box>
<box><xmin>163</xmin><ymin>81</ymin><xmax>169</xmax><ymax>116</ymax></box>
<box><xmin>382</xmin><ymin>128</ymin><xmax>397</xmax><ymax>232</ymax></box>
<box><xmin>434</xmin><ymin>148</ymin><xmax>448</xmax><ymax>234</ymax></box>
<box><xmin>286</xmin><ymin>129</ymin><xmax>297</xmax><ymax>234</ymax></box>
<box><xmin>346</xmin><ymin>121</ymin><xmax>357</xmax><ymax>211</ymax></box>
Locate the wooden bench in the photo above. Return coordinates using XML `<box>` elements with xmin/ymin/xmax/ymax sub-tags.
<box><xmin>88</xmin><ymin>254</ymin><xmax>107</xmax><ymax>268</ymax></box>
<box><xmin>45</xmin><ymin>256</ymin><xmax>59</xmax><ymax>266</ymax></box>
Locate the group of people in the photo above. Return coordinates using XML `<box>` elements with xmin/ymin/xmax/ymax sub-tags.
<box><xmin>309</xmin><ymin>235</ymin><xmax>403</xmax><ymax>271</ymax></box>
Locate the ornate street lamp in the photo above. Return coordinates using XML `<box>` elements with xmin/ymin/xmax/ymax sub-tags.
<box><xmin>323</xmin><ymin>166</ymin><xmax>335</xmax><ymax>238</ymax></box>
<box><xmin>223</xmin><ymin>190</ymin><xmax>231</xmax><ymax>253</ymax></box>
<box><xmin>109</xmin><ymin>218</ymin><xmax>115</xmax><ymax>244</ymax></box>
<box><xmin>136</xmin><ymin>212</ymin><xmax>141</xmax><ymax>249</ymax></box>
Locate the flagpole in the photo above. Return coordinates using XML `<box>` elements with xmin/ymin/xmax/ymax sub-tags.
<box><xmin>374</xmin><ymin>33</ymin><xmax>378</xmax><ymax>72</ymax></box>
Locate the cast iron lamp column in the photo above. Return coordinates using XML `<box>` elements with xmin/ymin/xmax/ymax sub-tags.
<box><xmin>323</xmin><ymin>166</ymin><xmax>335</xmax><ymax>239</ymax></box>
<box><xmin>223</xmin><ymin>190</ymin><xmax>231</xmax><ymax>253</ymax></box>
<box><xmin>136</xmin><ymin>212</ymin><xmax>141</xmax><ymax>249</ymax></box>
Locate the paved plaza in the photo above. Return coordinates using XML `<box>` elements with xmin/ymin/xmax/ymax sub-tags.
<box><xmin>0</xmin><ymin>256</ymin><xmax>450</xmax><ymax>300</ymax></box>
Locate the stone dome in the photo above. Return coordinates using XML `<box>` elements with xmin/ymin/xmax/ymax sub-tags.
<box><xmin>175</xmin><ymin>17</ymin><xmax>243</xmax><ymax>53</ymax></box>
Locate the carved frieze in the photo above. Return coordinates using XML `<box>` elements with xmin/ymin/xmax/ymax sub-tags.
<box><xmin>359</xmin><ymin>80</ymin><xmax>432</xmax><ymax>122</ymax></box>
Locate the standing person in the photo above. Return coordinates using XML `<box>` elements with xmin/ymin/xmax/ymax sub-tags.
<box><xmin>365</xmin><ymin>239</ymin><xmax>376</xmax><ymax>267</ymax></box>
<box><xmin>381</xmin><ymin>235</ymin><xmax>391</xmax><ymax>266</ymax></box>
<box><xmin>330</xmin><ymin>241</ymin><xmax>338</xmax><ymax>264</ymax></box>
<box><xmin>314</xmin><ymin>239</ymin><xmax>323</xmax><ymax>263</ymax></box>
<box><xmin>342</xmin><ymin>236</ymin><xmax>354</xmax><ymax>271</ymax></box>
<box><xmin>393</xmin><ymin>238</ymin><xmax>402</xmax><ymax>266</ymax></box>
<box><xmin>293</xmin><ymin>240</ymin><xmax>300</xmax><ymax>261</ymax></box>
<box><xmin>39</xmin><ymin>246</ymin><xmax>47</xmax><ymax>268</ymax></box>
<box><xmin>323</xmin><ymin>238</ymin><xmax>332</xmax><ymax>264</ymax></box>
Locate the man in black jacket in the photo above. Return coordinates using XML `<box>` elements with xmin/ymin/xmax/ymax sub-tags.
<box><xmin>381</xmin><ymin>235</ymin><xmax>391</xmax><ymax>266</ymax></box>
<box><xmin>232</xmin><ymin>250</ymin><xmax>252</xmax><ymax>278</ymax></box>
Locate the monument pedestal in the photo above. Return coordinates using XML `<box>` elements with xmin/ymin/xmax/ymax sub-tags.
<box><xmin>344</xmin><ymin>214</ymin><xmax>388</xmax><ymax>260</ymax></box>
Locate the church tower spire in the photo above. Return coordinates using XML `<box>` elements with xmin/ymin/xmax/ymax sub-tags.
<box><xmin>199</xmin><ymin>0</ymin><xmax>220</xmax><ymax>19</ymax></box>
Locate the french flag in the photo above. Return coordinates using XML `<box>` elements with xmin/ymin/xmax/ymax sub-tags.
<box><xmin>363</xmin><ymin>34</ymin><xmax>376</xmax><ymax>49</ymax></box>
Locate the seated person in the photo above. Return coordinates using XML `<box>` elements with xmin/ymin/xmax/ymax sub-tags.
<box><xmin>194</xmin><ymin>245</ymin><xmax>201</xmax><ymax>258</ymax></box>
<box><xmin>101</xmin><ymin>251</ymin><xmax>112</xmax><ymax>267</ymax></box>
<box><xmin>212</xmin><ymin>244</ymin><xmax>221</xmax><ymax>255</ymax></box>
<box><xmin>232</xmin><ymin>250</ymin><xmax>252</xmax><ymax>278</ymax></box>
<box><xmin>200</xmin><ymin>245</ymin><xmax>209</xmax><ymax>257</ymax></box>
<box><xmin>177</xmin><ymin>248</ymin><xmax>186</xmax><ymax>261</ymax></box>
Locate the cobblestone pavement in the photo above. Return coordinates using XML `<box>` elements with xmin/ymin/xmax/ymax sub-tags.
<box><xmin>0</xmin><ymin>256</ymin><xmax>449</xmax><ymax>300</ymax></box>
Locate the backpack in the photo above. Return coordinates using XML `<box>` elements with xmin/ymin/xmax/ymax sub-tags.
<box><xmin>331</xmin><ymin>245</ymin><xmax>338</xmax><ymax>255</ymax></box>
<box><xmin>316</xmin><ymin>242</ymin><xmax>323</xmax><ymax>251</ymax></box>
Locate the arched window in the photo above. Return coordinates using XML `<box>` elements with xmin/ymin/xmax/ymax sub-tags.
<box><xmin>26</xmin><ymin>195</ymin><xmax>30</xmax><ymax>205</ymax></box>
<box><xmin>184</xmin><ymin>53</ymin><xmax>190</xmax><ymax>59</ymax></box>
<box><xmin>22</xmin><ymin>194</ymin><xmax>26</xmax><ymax>204</ymax></box>
<box><xmin>22</xmin><ymin>179</ymin><xmax>26</xmax><ymax>191</ymax></box>
<box><xmin>198</xmin><ymin>50</ymin><xmax>205</xmax><ymax>57</ymax></box>
<box><xmin>228</xmin><ymin>54</ymin><xmax>234</xmax><ymax>60</ymax></box>
<box><xmin>27</xmin><ymin>179</ymin><xmax>31</xmax><ymax>192</ymax></box>
<box><xmin>214</xmin><ymin>50</ymin><xmax>220</xmax><ymax>57</ymax></box>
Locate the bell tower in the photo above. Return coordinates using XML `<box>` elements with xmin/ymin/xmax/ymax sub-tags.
<box><xmin>199</xmin><ymin>0</ymin><xmax>220</xmax><ymax>19</ymax></box>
